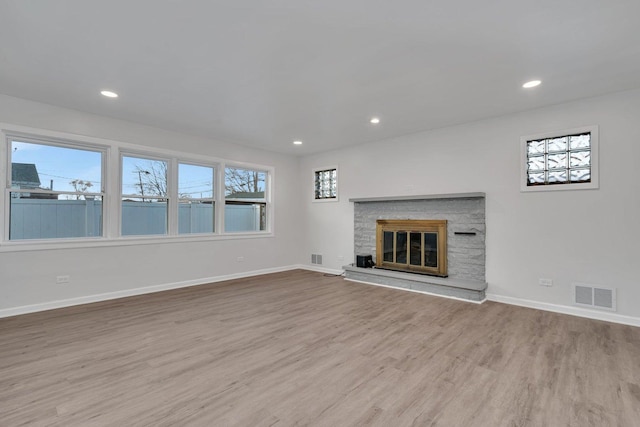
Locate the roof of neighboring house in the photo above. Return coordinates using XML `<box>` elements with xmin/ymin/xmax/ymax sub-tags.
<box><xmin>11</xmin><ymin>163</ymin><xmax>41</xmax><ymax>188</ymax></box>
<box><xmin>226</xmin><ymin>191</ymin><xmax>265</xmax><ymax>199</ymax></box>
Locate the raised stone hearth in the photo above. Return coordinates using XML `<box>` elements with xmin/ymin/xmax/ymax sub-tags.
<box><xmin>343</xmin><ymin>264</ymin><xmax>487</xmax><ymax>301</ymax></box>
<box><xmin>345</xmin><ymin>193</ymin><xmax>487</xmax><ymax>302</ymax></box>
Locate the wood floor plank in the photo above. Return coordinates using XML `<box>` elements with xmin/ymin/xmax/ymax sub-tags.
<box><xmin>1</xmin><ymin>269</ymin><xmax>639</xmax><ymax>426</ymax></box>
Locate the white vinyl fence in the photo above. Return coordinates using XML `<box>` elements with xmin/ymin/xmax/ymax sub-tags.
<box><xmin>10</xmin><ymin>199</ymin><xmax>261</xmax><ymax>239</ymax></box>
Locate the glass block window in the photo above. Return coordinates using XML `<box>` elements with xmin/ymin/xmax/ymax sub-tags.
<box><xmin>521</xmin><ymin>126</ymin><xmax>598</xmax><ymax>192</ymax></box>
<box><xmin>314</xmin><ymin>168</ymin><xmax>337</xmax><ymax>200</ymax></box>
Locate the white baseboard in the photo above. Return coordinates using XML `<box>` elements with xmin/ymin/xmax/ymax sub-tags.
<box><xmin>487</xmin><ymin>293</ymin><xmax>640</xmax><ymax>328</ymax></box>
<box><xmin>0</xmin><ymin>265</ymin><xmax>302</xmax><ymax>319</ymax></box>
<box><xmin>6</xmin><ymin>267</ymin><xmax>636</xmax><ymax>328</ymax></box>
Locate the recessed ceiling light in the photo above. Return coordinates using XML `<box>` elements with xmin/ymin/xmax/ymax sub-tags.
<box><xmin>293</xmin><ymin>140</ymin><xmax>303</xmax><ymax>145</ymax></box>
<box><xmin>522</xmin><ymin>80</ymin><xmax>541</xmax><ymax>89</ymax></box>
<box><xmin>370</xmin><ymin>117</ymin><xmax>380</xmax><ymax>124</ymax></box>
<box><xmin>100</xmin><ymin>90</ymin><xmax>118</xmax><ymax>98</ymax></box>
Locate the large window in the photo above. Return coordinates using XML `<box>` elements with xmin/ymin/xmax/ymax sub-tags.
<box><xmin>225</xmin><ymin>167</ymin><xmax>266</xmax><ymax>232</ymax></box>
<box><xmin>121</xmin><ymin>155</ymin><xmax>168</xmax><ymax>236</ymax></box>
<box><xmin>521</xmin><ymin>126</ymin><xmax>598</xmax><ymax>192</ymax></box>
<box><xmin>6</xmin><ymin>137</ymin><xmax>104</xmax><ymax>240</ymax></box>
<box><xmin>179</xmin><ymin>163</ymin><xmax>215</xmax><ymax>234</ymax></box>
<box><xmin>2</xmin><ymin>126</ymin><xmax>272</xmax><ymax>245</ymax></box>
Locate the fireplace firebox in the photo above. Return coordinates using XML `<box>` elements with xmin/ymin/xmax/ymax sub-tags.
<box><xmin>376</xmin><ymin>219</ymin><xmax>447</xmax><ymax>277</ymax></box>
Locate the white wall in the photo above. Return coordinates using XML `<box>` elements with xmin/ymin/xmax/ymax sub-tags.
<box><xmin>3</xmin><ymin>89</ymin><xmax>639</xmax><ymax>323</ymax></box>
<box><xmin>299</xmin><ymin>89</ymin><xmax>640</xmax><ymax>320</ymax></box>
<box><xmin>0</xmin><ymin>94</ymin><xmax>303</xmax><ymax>313</ymax></box>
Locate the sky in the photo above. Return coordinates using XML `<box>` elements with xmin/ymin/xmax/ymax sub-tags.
<box><xmin>11</xmin><ymin>140</ymin><xmax>102</xmax><ymax>193</ymax></box>
<box><xmin>10</xmin><ymin>139</ymin><xmax>261</xmax><ymax>199</ymax></box>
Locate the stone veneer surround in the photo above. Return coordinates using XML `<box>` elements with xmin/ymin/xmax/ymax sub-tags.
<box><xmin>353</xmin><ymin>193</ymin><xmax>486</xmax><ymax>281</ymax></box>
<box><xmin>346</xmin><ymin>193</ymin><xmax>487</xmax><ymax>301</ymax></box>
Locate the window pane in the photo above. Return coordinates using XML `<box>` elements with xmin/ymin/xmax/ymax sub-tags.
<box><xmin>224</xmin><ymin>167</ymin><xmax>267</xmax><ymax>232</ymax></box>
<box><xmin>11</xmin><ymin>140</ymin><xmax>102</xmax><ymax>191</ymax></box>
<box><xmin>225</xmin><ymin>202</ymin><xmax>265</xmax><ymax>232</ymax></box>
<box><xmin>528</xmin><ymin>172</ymin><xmax>545</xmax><ymax>184</ymax></box>
<box><xmin>548</xmin><ymin>170</ymin><xmax>568</xmax><ymax>183</ymax></box>
<box><xmin>527</xmin><ymin>140</ymin><xmax>545</xmax><ymax>155</ymax></box>
<box><xmin>314</xmin><ymin>168</ymin><xmax>337</xmax><ymax>199</ymax></box>
<box><xmin>9</xmin><ymin>139</ymin><xmax>104</xmax><ymax>240</ymax></box>
<box><xmin>10</xmin><ymin>193</ymin><xmax>103</xmax><ymax>240</ymax></box>
<box><xmin>547</xmin><ymin>137</ymin><xmax>567</xmax><ymax>152</ymax></box>
<box><xmin>122</xmin><ymin>156</ymin><xmax>167</xmax><ymax>198</ymax></box>
<box><xmin>121</xmin><ymin>156</ymin><xmax>168</xmax><ymax>236</ymax></box>
<box><xmin>570</xmin><ymin>151</ymin><xmax>590</xmax><ymax>168</ymax></box>
<box><xmin>121</xmin><ymin>198</ymin><xmax>167</xmax><ymax>236</ymax></box>
<box><xmin>179</xmin><ymin>163</ymin><xmax>214</xmax><ymax>199</ymax></box>
<box><xmin>570</xmin><ymin>168</ymin><xmax>591</xmax><ymax>183</ymax></box>
<box><xmin>225</xmin><ymin>167</ymin><xmax>265</xmax><ymax>198</ymax></box>
<box><xmin>569</xmin><ymin>133</ymin><xmax>590</xmax><ymax>149</ymax></box>
<box><xmin>525</xmin><ymin>129</ymin><xmax>594</xmax><ymax>189</ymax></box>
<box><xmin>179</xmin><ymin>201</ymin><xmax>214</xmax><ymax>234</ymax></box>
<box><xmin>527</xmin><ymin>156</ymin><xmax>545</xmax><ymax>171</ymax></box>
<box><xmin>179</xmin><ymin>163</ymin><xmax>215</xmax><ymax>234</ymax></box>
<box><xmin>547</xmin><ymin>153</ymin><xmax>568</xmax><ymax>169</ymax></box>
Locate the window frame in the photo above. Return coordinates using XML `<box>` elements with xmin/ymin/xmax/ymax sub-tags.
<box><xmin>3</xmin><ymin>131</ymin><xmax>108</xmax><ymax>242</ymax></box>
<box><xmin>177</xmin><ymin>160</ymin><xmax>217</xmax><ymax>235</ymax></box>
<box><xmin>520</xmin><ymin>125</ymin><xmax>599</xmax><ymax>192</ymax></box>
<box><xmin>223</xmin><ymin>164</ymin><xmax>271</xmax><ymax>234</ymax></box>
<box><xmin>120</xmin><ymin>152</ymin><xmax>171</xmax><ymax>237</ymax></box>
<box><xmin>0</xmin><ymin>123</ymin><xmax>274</xmax><ymax>252</ymax></box>
<box><xmin>312</xmin><ymin>166</ymin><xmax>339</xmax><ymax>202</ymax></box>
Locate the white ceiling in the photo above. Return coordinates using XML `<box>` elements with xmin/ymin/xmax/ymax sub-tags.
<box><xmin>1</xmin><ymin>1</ymin><xmax>639</xmax><ymax>156</ymax></box>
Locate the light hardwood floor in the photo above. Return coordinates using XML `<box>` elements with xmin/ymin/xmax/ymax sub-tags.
<box><xmin>1</xmin><ymin>270</ymin><xmax>639</xmax><ymax>426</ymax></box>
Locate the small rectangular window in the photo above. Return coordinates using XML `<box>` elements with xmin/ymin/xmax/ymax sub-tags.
<box><xmin>178</xmin><ymin>163</ymin><xmax>215</xmax><ymax>234</ymax></box>
<box><xmin>121</xmin><ymin>155</ymin><xmax>168</xmax><ymax>236</ymax></box>
<box><xmin>7</xmin><ymin>138</ymin><xmax>104</xmax><ymax>240</ymax></box>
<box><xmin>224</xmin><ymin>167</ymin><xmax>267</xmax><ymax>232</ymax></box>
<box><xmin>314</xmin><ymin>167</ymin><xmax>338</xmax><ymax>200</ymax></box>
<box><xmin>521</xmin><ymin>126</ymin><xmax>598</xmax><ymax>192</ymax></box>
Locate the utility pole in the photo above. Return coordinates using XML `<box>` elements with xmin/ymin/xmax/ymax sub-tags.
<box><xmin>136</xmin><ymin>170</ymin><xmax>150</xmax><ymax>201</ymax></box>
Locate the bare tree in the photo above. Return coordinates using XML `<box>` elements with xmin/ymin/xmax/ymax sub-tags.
<box><xmin>135</xmin><ymin>163</ymin><xmax>167</xmax><ymax>198</ymax></box>
<box><xmin>225</xmin><ymin>168</ymin><xmax>264</xmax><ymax>196</ymax></box>
<box><xmin>69</xmin><ymin>179</ymin><xmax>93</xmax><ymax>200</ymax></box>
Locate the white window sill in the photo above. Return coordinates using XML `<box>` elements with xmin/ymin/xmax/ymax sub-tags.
<box><xmin>312</xmin><ymin>197</ymin><xmax>340</xmax><ymax>203</ymax></box>
<box><xmin>0</xmin><ymin>232</ymin><xmax>274</xmax><ymax>253</ymax></box>
<box><xmin>520</xmin><ymin>181</ymin><xmax>599</xmax><ymax>192</ymax></box>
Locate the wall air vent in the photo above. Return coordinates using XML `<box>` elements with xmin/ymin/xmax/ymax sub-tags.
<box><xmin>311</xmin><ymin>254</ymin><xmax>323</xmax><ymax>265</ymax></box>
<box><xmin>572</xmin><ymin>283</ymin><xmax>616</xmax><ymax>311</ymax></box>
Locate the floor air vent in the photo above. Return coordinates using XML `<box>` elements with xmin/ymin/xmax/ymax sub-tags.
<box><xmin>572</xmin><ymin>283</ymin><xmax>616</xmax><ymax>311</ymax></box>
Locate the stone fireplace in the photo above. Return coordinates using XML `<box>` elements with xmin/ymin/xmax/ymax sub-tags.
<box><xmin>376</xmin><ymin>219</ymin><xmax>448</xmax><ymax>277</ymax></box>
<box><xmin>343</xmin><ymin>193</ymin><xmax>487</xmax><ymax>301</ymax></box>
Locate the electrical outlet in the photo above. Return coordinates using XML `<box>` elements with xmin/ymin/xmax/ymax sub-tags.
<box><xmin>538</xmin><ymin>278</ymin><xmax>553</xmax><ymax>287</ymax></box>
<box><xmin>236</xmin><ymin>256</ymin><xmax>244</xmax><ymax>262</ymax></box>
<box><xmin>56</xmin><ymin>275</ymin><xmax>70</xmax><ymax>284</ymax></box>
